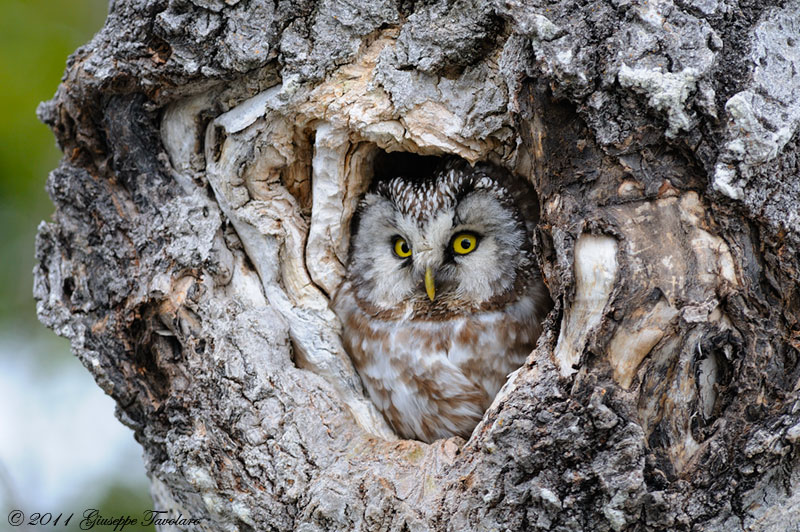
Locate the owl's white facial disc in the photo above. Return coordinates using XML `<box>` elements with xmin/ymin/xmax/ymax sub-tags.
<box><xmin>347</xmin><ymin>160</ymin><xmax>534</xmax><ymax>313</ymax></box>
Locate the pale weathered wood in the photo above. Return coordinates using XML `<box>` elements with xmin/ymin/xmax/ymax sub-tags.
<box><xmin>35</xmin><ymin>1</ymin><xmax>800</xmax><ymax>530</ymax></box>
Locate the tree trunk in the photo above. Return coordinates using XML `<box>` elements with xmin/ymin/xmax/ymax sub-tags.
<box><xmin>35</xmin><ymin>0</ymin><xmax>800</xmax><ymax>530</ymax></box>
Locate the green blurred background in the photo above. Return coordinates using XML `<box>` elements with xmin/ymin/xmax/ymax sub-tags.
<box><xmin>0</xmin><ymin>1</ymin><xmax>104</xmax><ymax>330</ymax></box>
<box><xmin>0</xmin><ymin>0</ymin><xmax>153</xmax><ymax>528</ymax></box>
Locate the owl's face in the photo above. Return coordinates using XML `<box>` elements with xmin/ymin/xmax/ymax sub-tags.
<box><xmin>347</xmin><ymin>160</ymin><xmax>535</xmax><ymax>315</ymax></box>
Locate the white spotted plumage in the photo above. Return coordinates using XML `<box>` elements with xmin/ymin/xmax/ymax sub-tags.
<box><xmin>333</xmin><ymin>158</ymin><xmax>550</xmax><ymax>443</ymax></box>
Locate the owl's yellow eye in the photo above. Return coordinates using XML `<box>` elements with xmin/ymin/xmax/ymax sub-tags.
<box><xmin>452</xmin><ymin>232</ymin><xmax>478</xmax><ymax>255</ymax></box>
<box><xmin>393</xmin><ymin>237</ymin><xmax>412</xmax><ymax>258</ymax></box>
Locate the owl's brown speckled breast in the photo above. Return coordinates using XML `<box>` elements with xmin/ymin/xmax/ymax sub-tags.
<box><xmin>333</xmin><ymin>280</ymin><xmax>542</xmax><ymax>443</ymax></box>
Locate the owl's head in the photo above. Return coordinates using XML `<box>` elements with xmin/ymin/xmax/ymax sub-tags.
<box><xmin>346</xmin><ymin>157</ymin><xmax>538</xmax><ymax>316</ymax></box>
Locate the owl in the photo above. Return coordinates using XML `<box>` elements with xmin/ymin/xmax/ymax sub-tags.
<box><xmin>333</xmin><ymin>157</ymin><xmax>550</xmax><ymax>443</ymax></box>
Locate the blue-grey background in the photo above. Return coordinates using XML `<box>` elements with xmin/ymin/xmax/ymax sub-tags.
<box><xmin>0</xmin><ymin>0</ymin><xmax>153</xmax><ymax>527</ymax></box>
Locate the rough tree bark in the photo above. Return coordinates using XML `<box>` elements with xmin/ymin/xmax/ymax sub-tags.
<box><xmin>34</xmin><ymin>0</ymin><xmax>800</xmax><ymax>530</ymax></box>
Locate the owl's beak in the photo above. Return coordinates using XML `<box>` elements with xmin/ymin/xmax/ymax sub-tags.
<box><xmin>425</xmin><ymin>266</ymin><xmax>436</xmax><ymax>301</ymax></box>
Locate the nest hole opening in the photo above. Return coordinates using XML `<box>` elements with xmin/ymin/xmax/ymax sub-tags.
<box><xmin>331</xmin><ymin>146</ymin><xmax>551</xmax><ymax>443</ymax></box>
